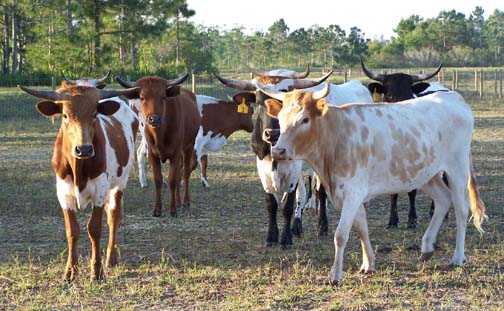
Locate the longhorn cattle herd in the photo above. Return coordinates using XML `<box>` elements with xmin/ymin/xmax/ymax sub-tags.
<box><xmin>18</xmin><ymin>61</ymin><xmax>487</xmax><ymax>285</ymax></box>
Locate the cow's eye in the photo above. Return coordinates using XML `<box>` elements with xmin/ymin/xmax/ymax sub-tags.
<box><xmin>62</xmin><ymin>114</ymin><xmax>68</xmax><ymax>120</ymax></box>
<box><xmin>302</xmin><ymin>117</ymin><xmax>309</xmax><ymax>124</ymax></box>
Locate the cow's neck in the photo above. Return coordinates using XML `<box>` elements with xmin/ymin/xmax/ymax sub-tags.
<box><xmin>302</xmin><ymin>108</ymin><xmax>355</xmax><ymax>194</ymax></box>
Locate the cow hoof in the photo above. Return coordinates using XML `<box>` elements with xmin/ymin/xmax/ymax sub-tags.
<box><xmin>152</xmin><ymin>210</ymin><xmax>162</xmax><ymax>217</ymax></box>
<box><xmin>387</xmin><ymin>223</ymin><xmax>399</xmax><ymax>229</ymax></box>
<box><xmin>420</xmin><ymin>251</ymin><xmax>434</xmax><ymax>262</ymax></box>
<box><xmin>325</xmin><ymin>277</ymin><xmax>342</xmax><ymax>287</ymax></box>
<box><xmin>170</xmin><ymin>211</ymin><xmax>178</xmax><ymax>218</ymax></box>
<box><xmin>359</xmin><ymin>267</ymin><xmax>376</xmax><ymax>274</ymax></box>
<box><xmin>281</xmin><ymin>244</ymin><xmax>293</xmax><ymax>250</ymax></box>
<box><xmin>264</xmin><ymin>241</ymin><xmax>277</xmax><ymax>248</ymax></box>
<box><xmin>407</xmin><ymin>222</ymin><xmax>418</xmax><ymax>230</ymax></box>
<box><xmin>318</xmin><ymin>229</ymin><xmax>329</xmax><ymax>237</ymax></box>
<box><xmin>292</xmin><ymin>218</ymin><xmax>303</xmax><ymax>237</ymax></box>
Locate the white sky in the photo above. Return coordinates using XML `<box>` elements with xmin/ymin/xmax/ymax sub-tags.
<box><xmin>185</xmin><ymin>0</ymin><xmax>502</xmax><ymax>40</ymax></box>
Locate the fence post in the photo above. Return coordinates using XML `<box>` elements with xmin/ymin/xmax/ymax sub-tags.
<box><xmin>192</xmin><ymin>73</ymin><xmax>196</xmax><ymax>94</ymax></box>
<box><xmin>500</xmin><ymin>69</ymin><xmax>503</xmax><ymax>99</ymax></box>
<box><xmin>451</xmin><ymin>70</ymin><xmax>456</xmax><ymax>91</ymax></box>
<box><xmin>479</xmin><ymin>69</ymin><xmax>483</xmax><ymax>99</ymax></box>
<box><xmin>51</xmin><ymin>76</ymin><xmax>55</xmax><ymax>90</ymax></box>
<box><xmin>494</xmin><ymin>69</ymin><xmax>498</xmax><ymax>98</ymax></box>
<box><xmin>455</xmin><ymin>68</ymin><xmax>458</xmax><ymax>90</ymax></box>
<box><xmin>344</xmin><ymin>70</ymin><xmax>347</xmax><ymax>83</ymax></box>
<box><xmin>474</xmin><ymin>69</ymin><xmax>478</xmax><ymax>92</ymax></box>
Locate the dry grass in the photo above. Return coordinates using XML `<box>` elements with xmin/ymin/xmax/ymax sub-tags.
<box><xmin>1</xmin><ymin>92</ymin><xmax>503</xmax><ymax>310</ymax></box>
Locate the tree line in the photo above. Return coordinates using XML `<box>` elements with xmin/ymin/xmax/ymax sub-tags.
<box><xmin>1</xmin><ymin>1</ymin><xmax>503</xmax><ymax>84</ymax></box>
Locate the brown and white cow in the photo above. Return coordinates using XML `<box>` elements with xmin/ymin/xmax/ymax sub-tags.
<box><xmin>115</xmin><ymin>74</ymin><xmax>201</xmax><ymax>217</ymax></box>
<box><xmin>193</xmin><ymin>93</ymin><xmax>255</xmax><ymax>188</ymax></box>
<box><xmin>264</xmin><ymin>83</ymin><xmax>487</xmax><ymax>285</ymax></box>
<box><xmin>19</xmin><ymin>84</ymin><xmax>139</xmax><ymax>281</ymax></box>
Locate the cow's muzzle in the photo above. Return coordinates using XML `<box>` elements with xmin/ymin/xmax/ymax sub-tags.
<box><xmin>73</xmin><ymin>144</ymin><xmax>94</xmax><ymax>159</ymax></box>
<box><xmin>271</xmin><ymin>146</ymin><xmax>288</xmax><ymax>160</ymax></box>
<box><xmin>147</xmin><ymin>114</ymin><xmax>162</xmax><ymax>128</ymax></box>
<box><xmin>262</xmin><ymin>128</ymin><xmax>280</xmax><ymax>145</ymax></box>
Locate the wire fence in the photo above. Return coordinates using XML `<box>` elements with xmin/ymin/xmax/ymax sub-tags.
<box><xmin>1</xmin><ymin>67</ymin><xmax>503</xmax><ymax>121</ymax></box>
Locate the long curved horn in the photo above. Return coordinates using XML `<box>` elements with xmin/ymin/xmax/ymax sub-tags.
<box><xmin>290</xmin><ymin>70</ymin><xmax>333</xmax><ymax>89</ymax></box>
<box><xmin>411</xmin><ymin>63</ymin><xmax>443</xmax><ymax>82</ymax></box>
<box><xmin>214</xmin><ymin>73</ymin><xmax>257</xmax><ymax>91</ymax></box>
<box><xmin>246</xmin><ymin>65</ymin><xmax>270</xmax><ymax>77</ymax></box>
<box><xmin>361</xmin><ymin>58</ymin><xmax>384</xmax><ymax>82</ymax></box>
<box><xmin>99</xmin><ymin>87</ymin><xmax>139</xmax><ymax>100</ymax></box>
<box><xmin>313</xmin><ymin>82</ymin><xmax>331</xmax><ymax>100</ymax></box>
<box><xmin>258</xmin><ymin>88</ymin><xmax>285</xmax><ymax>102</ymax></box>
<box><xmin>18</xmin><ymin>85</ymin><xmax>71</xmax><ymax>101</ymax></box>
<box><xmin>115</xmin><ymin>76</ymin><xmax>137</xmax><ymax>88</ymax></box>
<box><xmin>291</xmin><ymin>64</ymin><xmax>311</xmax><ymax>79</ymax></box>
<box><xmin>166</xmin><ymin>73</ymin><xmax>189</xmax><ymax>86</ymax></box>
<box><xmin>61</xmin><ymin>71</ymin><xmax>76</xmax><ymax>84</ymax></box>
<box><xmin>95</xmin><ymin>70</ymin><xmax>111</xmax><ymax>84</ymax></box>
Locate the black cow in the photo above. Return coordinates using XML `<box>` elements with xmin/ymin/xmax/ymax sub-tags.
<box><xmin>215</xmin><ymin>67</ymin><xmax>332</xmax><ymax>248</ymax></box>
<box><xmin>361</xmin><ymin>58</ymin><xmax>443</xmax><ymax>229</ymax></box>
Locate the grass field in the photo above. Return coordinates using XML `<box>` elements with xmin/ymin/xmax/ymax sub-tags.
<box><xmin>1</xmin><ymin>88</ymin><xmax>503</xmax><ymax>310</ymax></box>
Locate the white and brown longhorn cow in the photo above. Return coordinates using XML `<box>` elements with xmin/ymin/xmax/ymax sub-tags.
<box><xmin>264</xmin><ymin>83</ymin><xmax>487</xmax><ymax>285</ymax></box>
<box><xmin>19</xmin><ymin>84</ymin><xmax>139</xmax><ymax>281</ymax></box>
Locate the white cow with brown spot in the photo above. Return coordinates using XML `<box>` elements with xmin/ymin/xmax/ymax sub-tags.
<box><xmin>264</xmin><ymin>83</ymin><xmax>487</xmax><ymax>285</ymax></box>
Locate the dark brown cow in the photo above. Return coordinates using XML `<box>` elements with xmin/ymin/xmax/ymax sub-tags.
<box><xmin>18</xmin><ymin>84</ymin><xmax>139</xmax><ymax>281</ymax></box>
<box><xmin>115</xmin><ymin>74</ymin><xmax>201</xmax><ymax>217</ymax></box>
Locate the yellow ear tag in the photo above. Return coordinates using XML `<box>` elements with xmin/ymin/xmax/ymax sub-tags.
<box><xmin>237</xmin><ymin>98</ymin><xmax>249</xmax><ymax>114</ymax></box>
<box><xmin>372</xmin><ymin>88</ymin><xmax>380</xmax><ymax>102</ymax></box>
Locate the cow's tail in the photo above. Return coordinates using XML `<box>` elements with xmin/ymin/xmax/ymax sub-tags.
<box><xmin>468</xmin><ymin>153</ymin><xmax>488</xmax><ymax>234</ymax></box>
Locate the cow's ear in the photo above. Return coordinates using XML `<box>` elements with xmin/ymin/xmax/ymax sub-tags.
<box><xmin>412</xmin><ymin>82</ymin><xmax>430</xmax><ymax>95</ymax></box>
<box><xmin>314</xmin><ymin>99</ymin><xmax>328</xmax><ymax>116</ymax></box>
<box><xmin>264</xmin><ymin>99</ymin><xmax>282</xmax><ymax>118</ymax></box>
<box><xmin>233</xmin><ymin>92</ymin><xmax>256</xmax><ymax>105</ymax></box>
<box><xmin>35</xmin><ymin>101</ymin><xmax>61</xmax><ymax>117</ymax></box>
<box><xmin>368</xmin><ymin>82</ymin><xmax>384</xmax><ymax>94</ymax></box>
<box><xmin>97</xmin><ymin>100</ymin><xmax>120</xmax><ymax>116</ymax></box>
<box><xmin>166</xmin><ymin>85</ymin><xmax>181</xmax><ymax>97</ymax></box>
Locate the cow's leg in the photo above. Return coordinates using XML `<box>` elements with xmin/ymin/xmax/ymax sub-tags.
<box><xmin>329</xmin><ymin>197</ymin><xmax>362</xmax><ymax>286</ymax></box>
<box><xmin>419</xmin><ymin>174</ymin><xmax>451</xmax><ymax>261</ymax></box>
<box><xmin>447</xmin><ymin>173</ymin><xmax>470</xmax><ymax>266</ymax></box>
<box><xmin>167</xmin><ymin>155</ymin><xmax>182</xmax><ymax>217</ymax></box>
<box><xmin>318</xmin><ymin>184</ymin><xmax>329</xmax><ymax>237</ymax></box>
<box><xmin>105</xmin><ymin>190</ymin><xmax>123</xmax><ymax>268</ymax></box>
<box><xmin>388</xmin><ymin>194</ymin><xmax>399</xmax><ymax>228</ymax></box>
<box><xmin>87</xmin><ymin>206</ymin><xmax>103</xmax><ymax>280</ymax></box>
<box><xmin>200</xmin><ymin>154</ymin><xmax>210</xmax><ymax>189</ymax></box>
<box><xmin>182</xmin><ymin>148</ymin><xmax>194</xmax><ymax>208</ymax></box>
<box><xmin>353</xmin><ymin>204</ymin><xmax>375</xmax><ymax>274</ymax></box>
<box><xmin>292</xmin><ymin>177</ymin><xmax>306</xmax><ymax>238</ymax></box>
<box><xmin>407</xmin><ymin>189</ymin><xmax>418</xmax><ymax>229</ymax></box>
<box><xmin>137</xmin><ymin>138</ymin><xmax>148</xmax><ymax>188</ymax></box>
<box><xmin>280</xmin><ymin>187</ymin><xmax>297</xmax><ymax>249</ymax></box>
<box><xmin>148</xmin><ymin>151</ymin><xmax>163</xmax><ymax>217</ymax></box>
<box><xmin>62</xmin><ymin>209</ymin><xmax>80</xmax><ymax>281</ymax></box>
<box><xmin>265</xmin><ymin>193</ymin><xmax>279</xmax><ymax>247</ymax></box>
